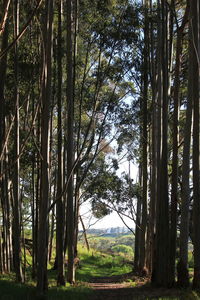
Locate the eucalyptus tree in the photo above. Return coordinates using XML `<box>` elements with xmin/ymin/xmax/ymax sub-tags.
<box><xmin>152</xmin><ymin>0</ymin><xmax>170</xmax><ymax>287</ymax></box>
<box><xmin>0</xmin><ymin>0</ymin><xmax>12</xmax><ymax>275</ymax></box>
<box><xmin>12</xmin><ymin>0</ymin><xmax>23</xmax><ymax>283</ymax></box>
<box><xmin>66</xmin><ymin>0</ymin><xmax>76</xmax><ymax>284</ymax></box>
<box><xmin>37</xmin><ymin>0</ymin><xmax>53</xmax><ymax>294</ymax></box>
<box><xmin>169</xmin><ymin>1</ymin><xmax>190</xmax><ymax>286</ymax></box>
<box><xmin>56</xmin><ymin>0</ymin><xmax>65</xmax><ymax>287</ymax></box>
<box><xmin>139</xmin><ymin>0</ymin><xmax>149</xmax><ymax>275</ymax></box>
<box><xmin>178</xmin><ymin>17</ymin><xmax>192</xmax><ymax>285</ymax></box>
<box><xmin>191</xmin><ymin>0</ymin><xmax>200</xmax><ymax>289</ymax></box>
<box><xmin>0</xmin><ymin>0</ymin><xmax>198</xmax><ymax>292</ymax></box>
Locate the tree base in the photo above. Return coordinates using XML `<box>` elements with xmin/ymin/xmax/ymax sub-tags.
<box><xmin>193</xmin><ymin>269</ymin><xmax>200</xmax><ymax>289</ymax></box>
<box><xmin>177</xmin><ymin>260</ymin><xmax>189</xmax><ymax>287</ymax></box>
<box><xmin>57</xmin><ymin>274</ymin><xmax>66</xmax><ymax>286</ymax></box>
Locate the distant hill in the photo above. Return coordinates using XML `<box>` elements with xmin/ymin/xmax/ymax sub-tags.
<box><xmin>80</xmin><ymin>227</ymin><xmax>134</xmax><ymax>237</ymax></box>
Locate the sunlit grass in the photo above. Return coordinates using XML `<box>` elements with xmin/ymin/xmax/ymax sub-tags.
<box><xmin>1</xmin><ymin>244</ymin><xmax>199</xmax><ymax>300</ymax></box>
<box><xmin>76</xmin><ymin>244</ymin><xmax>132</xmax><ymax>281</ymax></box>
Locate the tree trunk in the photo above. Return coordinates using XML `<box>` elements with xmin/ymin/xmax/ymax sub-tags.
<box><xmin>152</xmin><ymin>0</ymin><xmax>170</xmax><ymax>287</ymax></box>
<box><xmin>177</xmin><ymin>17</ymin><xmax>192</xmax><ymax>285</ymax></box>
<box><xmin>0</xmin><ymin>1</ymin><xmax>9</xmax><ymax>275</ymax></box>
<box><xmin>191</xmin><ymin>0</ymin><xmax>200</xmax><ymax>289</ymax></box>
<box><xmin>169</xmin><ymin>2</ymin><xmax>189</xmax><ymax>285</ymax></box>
<box><xmin>37</xmin><ymin>0</ymin><xmax>53</xmax><ymax>294</ymax></box>
<box><xmin>134</xmin><ymin>165</ymin><xmax>142</xmax><ymax>272</ymax></box>
<box><xmin>12</xmin><ymin>0</ymin><xmax>23</xmax><ymax>283</ymax></box>
<box><xmin>139</xmin><ymin>0</ymin><xmax>149</xmax><ymax>275</ymax></box>
<box><xmin>66</xmin><ymin>0</ymin><xmax>75</xmax><ymax>284</ymax></box>
<box><xmin>56</xmin><ymin>0</ymin><xmax>65</xmax><ymax>286</ymax></box>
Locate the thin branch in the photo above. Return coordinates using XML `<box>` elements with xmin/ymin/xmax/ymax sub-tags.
<box><xmin>0</xmin><ymin>0</ymin><xmax>44</xmax><ymax>59</ymax></box>
<box><xmin>0</xmin><ymin>0</ymin><xmax>11</xmax><ymax>35</ymax></box>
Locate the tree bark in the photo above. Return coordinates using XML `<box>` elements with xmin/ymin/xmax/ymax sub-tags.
<box><xmin>152</xmin><ymin>0</ymin><xmax>170</xmax><ymax>287</ymax></box>
<box><xmin>37</xmin><ymin>0</ymin><xmax>53</xmax><ymax>294</ymax></box>
<box><xmin>177</xmin><ymin>17</ymin><xmax>192</xmax><ymax>285</ymax></box>
<box><xmin>134</xmin><ymin>165</ymin><xmax>142</xmax><ymax>272</ymax></box>
<box><xmin>169</xmin><ymin>2</ymin><xmax>189</xmax><ymax>285</ymax></box>
<box><xmin>191</xmin><ymin>0</ymin><xmax>200</xmax><ymax>289</ymax></box>
<box><xmin>66</xmin><ymin>0</ymin><xmax>75</xmax><ymax>284</ymax></box>
<box><xmin>139</xmin><ymin>0</ymin><xmax>149</xmax><ymax>274</ymax></box>
<box><xmin>12</xmin><ymin>0</ymin><xmax>23</xmax><ymax>283</ymax></box>
<box><xmin>56</xmin><ymin>0</ymin><xmax>65</xmax><ymax>286</ymax></box>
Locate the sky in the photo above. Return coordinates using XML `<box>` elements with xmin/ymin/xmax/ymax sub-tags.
<box><xmin>80</xmin><ymin>161</ymin><xmax>138</xmax><ymax>230</ymax></box>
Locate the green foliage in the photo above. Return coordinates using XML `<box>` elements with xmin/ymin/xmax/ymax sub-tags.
<box><xmin>83</xmin><ymin>161</ymin><xmax>141</xmax><ymax>220</ymax></box>
<box><xmin>188</xmin><ymin>251</ymin><xmax>194</xmax><ymax>269</ymax></box>
<box><xmin>111</xmin><ymin>244</ymin><xmax>134</xmax><ymax>256</ymax></box>
<box><xmin>84</xmin><ymin>234</ymin><xmax>135</xmax><ymax>257</ymax></box>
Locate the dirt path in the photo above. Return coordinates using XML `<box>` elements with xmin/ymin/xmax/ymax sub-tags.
<box><xmin>88</xmin><ymin>278</ymin><xmax>137</xmax><ymax>300</ymax></box>
<box><xmin>88</xmin><ymin>274</ymin><xmax>185</xmax><ymax>300</ymax></box>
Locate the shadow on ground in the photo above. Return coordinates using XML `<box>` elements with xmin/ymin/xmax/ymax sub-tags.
<box><xmin>0</xmin><ymin>274</ymin><xmax>200</xmax><ymax>300</ymax></box>
<box><xmin>88</xmin><ymin>274</ymin><xmax>200</xmax><ymax>300</ymax></box>
<box><xmin>0</xmin><ymin>277</ymin><xmax>91</xmax><ymax>300</ymax></box>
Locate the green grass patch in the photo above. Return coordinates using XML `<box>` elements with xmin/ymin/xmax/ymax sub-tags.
<box><xmin>0</xmin><ymin>274</ymin><xmax>91</xmax><ymax>300</ymax></box>
<box><xmin>76</xmin><ymin>245</ymin><xmax>132</xmax><ymax>281</ymax></box>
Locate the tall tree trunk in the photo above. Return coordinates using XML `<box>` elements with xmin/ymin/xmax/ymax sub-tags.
<box><xmin>191</xmin><ymin>0</ymin><xmax>200</xmax><ymax>289</ymax></box>
<box><xmin>139</xmin><ymin>0</ymin><xmax>149</xmax><ymax>274</ymax></box>
<box><xmin>169</xmin><ymin>2</ymin><xmax>189</xmax><ymax>285</ymax></box>
<box><xmin>177</xmin><ymin>16</ymin><xmax>192</xmax><ymax>285</ymax></box>
<box><xmin>56</xmin><ymin>0</ymin><xmax>65</xmax><ymax>286</ymax></box>
<box><xmin>0</xmin><ymin>1</ymin><xmax>9</xmax><ymax>275</ymax></box>
<box><xmin>66</xmin><ymin>0</ymin><xmax>75</xmax><ymax>284</ymax></box>
<box><xmin>37</xmin><ymin>0</ymin><xmax>53</xmax><ymax>294</ymax></box>
<box><xmin>12</xmin><ymin>0</ymin><xmax>23</xmax><ymax>283</ymax></box>
<box><xmin>152</xmin><ymin>0</ymin><xmax>170</xmax><ymax>287</ymax></box>
<box><xmin>149</xmin><ymin>0</ymin><xmax>156</xmax><ymax>273</ymax></box>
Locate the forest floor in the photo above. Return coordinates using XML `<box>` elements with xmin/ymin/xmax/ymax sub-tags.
<box><xmin>87</xmin><ymin>273</ymin><xmax>198</xmax><ymax>300</ymax></box>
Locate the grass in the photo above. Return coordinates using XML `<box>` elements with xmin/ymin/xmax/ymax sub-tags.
<box><xmin>0</xmin><ymin>244</ymin><xmax>200</xmax><ymax>300</ymax></box>
<box><xmin>0</xmin><ymin>280</ymin><xmax>91</xmax><ymax>300</ymax></box>
<box><xmin>0</xmin><ymin>245</ymin><xmax>131</xmax><ymax>299</ymax></box>
<box><xmin>76</xmin><ymin>245</ymin><xmax>132</xmax><ymax>281</ymax></box>
<box><xmin>0</xmin><ymin>273</ymin><xmax>91</xmax><ymax>300</ymax></box>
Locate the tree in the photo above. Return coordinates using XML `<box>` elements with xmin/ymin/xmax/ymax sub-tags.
<box><xmin>139</xmin><ymin>0</ymin><xmax>149</xmax><ymax>275</ymax></box>
<box><xmin>152</xmin><ymin>0</ymin><xmax>170</xmax><ymax>287</ymax></box>
<box><xmin>177</xmin><ymin>14</ymin><xmax>192</xmax><ymax>285</ymax></box>
<box><xmin>56</xmin><ymin>0</ymin><xmax>65</xmax><ymax>286</ymax></box>
<box><xmin>169</xmin><ymin>1</ymin><xmax>189</xmax><ymax>286</ymax></box>
<box><xmin>12</xmin><ymin>0</ymin><xmax>23</xmax><ymax>283</ymax></box>
<box><xmin>37</xmin><ymin>0</ymin><xmax>53</xmax><ymax>294</ymax></box>
<box><xmin>191</xmin><ymin>0</ymin><xmax>200</xmax><ymax>289</ymax></box>
<box><xmin>66</xmin><ymin>0</ymin><xmax>76</xmax><ymax>284</ymax></box>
